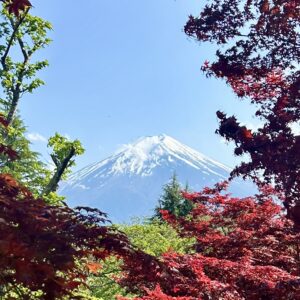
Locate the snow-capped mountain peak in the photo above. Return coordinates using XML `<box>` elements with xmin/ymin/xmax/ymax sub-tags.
<box><xmin>112</xmin><ymin>134</ymin><xmax>231</xmax><ymax>176</ymax></box>
<box><xmin>66</xmin><ymin>135</ymin><xmax>231</xmax><ymax>184</ymax></box>
<box><xmin>60</xmin><ymin>135</ymin><xmax>254</xmax><ymax>222</ymax></box>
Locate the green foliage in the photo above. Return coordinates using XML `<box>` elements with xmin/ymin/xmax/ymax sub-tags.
<box><xmin>0</xmin><ymin>5</ymin><xmax>84</xmax><ymax>204</ymax></box>
<box><xmin>0</xmin><ymin>284</ymin><xmax>43</xmax><ymax>299</ymax></box>
<box><xmin>0</xmin><ymin>5</ymin><xmax>54</xmax><ymax>202</ymax></box>
<box><xmin>120</xmin><ymin>218</ymin><xmax>195</xmax><ymax>256</ymax></box>
<box><xmin>0</xmin><ymin>117</ymin><xmax>51</xmax><ymax>195</ymax></box>
<box><xmin>41</xmin><ymin>133</ymin><xmax>85</xmax><ymax>196</ymax></box>
<box><xmin>153</xmin><ymin>174</ymin><xmax>193</xmax><ymax>220</ymax></box>
<box><xmin>48</xmin><ymin>133</ymin><xmax>85</xmax><ymax>180</ymax></box>
<box><xmin>85</xmin><ymin>220</ymin><xmax>195</xmax><ymax>299</ymax></box>
<box><xmin>85</xmin><ymin>257</ymin><xmax>132</xmax><ymax>300</ymax></box>
<box><xmin>0</xmin><ymin>8</ymin><xmax>52</xmax><ymax>124</ymax></box>
<box><xmin>0</xmin><ymin>116</ymin><xmax>79</xmax><ymax>204</ymax></box>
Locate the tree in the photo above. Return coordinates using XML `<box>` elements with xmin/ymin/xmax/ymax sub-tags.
<box><xmin>153</xmin><ymin>174</ymin><xmax>193</xmax><ymax>220</ymax></box>
<box><xmin>0</xmin><ymin>172</ymin><xmax>138</xmax><ymax>300</ymax></box>
<box><xmin>0</xmin><ymin>117</ymin><xmax>85</xmax><ymax>204</ymax></box>
<box><xmin>85</xmin><ymin>219</ymin><xmax>195</xmax><ymax>300</ymax></box>
<box><xmin>120</xmin><ymin>219</ymin><xmax>195</xmax><ymax>257</ymax></box>
<box><xmin>184</xmin><ymin>0</ymin><xmax>300</xmax><ymax>228</ymax></box>
<box><xmin>119</xmin><ymin>183</ymin><xmax>300</xmax><ymax>299</ymax></box>
<box><xmin>0</xmin><ymin>118</ymin><xmax>157</xmax><ymax>300</ymax></box>
<box><xmin>42</xmin><ymin>133</ymin><xmax>85</xmax><ymax>197</ymax></box>
<box><xmin>0</xmin><ymin>117</ymin><xmax>52</xmax><ymax>198</ymax></box>
<box><xmin>0</xmin><ymin>2</ymin><xmax>84</xmax><ymax>203</ymax></box>
<box><xmin>0</xmin><ymin>3</ymin><xmax>160</xmax><ymax>299</ymax></box>
<box><xmin>117</xmin><ymin>1</ymin><xmax>300</xmax><ymax>299</ymax></box>
<box><xmin>0</xmin><ymin>1</ymin><xmax>52</xmax><ymax>194</ymax></box>
<box><xmin>0</xmin><ymin>4</ymin><xmax>143</xmax><ymax>299</ymax></box>
<box><xmin>0</xmin><ymin>4</ymin><xmax>51</xmax><ymax>126</ymax></box>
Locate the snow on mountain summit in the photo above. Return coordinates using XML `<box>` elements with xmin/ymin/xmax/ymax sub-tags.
<box><xmin>60</xmin><ymin>135</ymin><xmax>253</xmax><ymax>222</ymax></box>
<box><xmin>113</xmin><ymin>134</ymin><xmax>231</xmax><ymax>176</ymax></box>
<box><xmin>66</xmin><ymin>135</ymin><xmax>231</xmax><ymax>184</ymax></box>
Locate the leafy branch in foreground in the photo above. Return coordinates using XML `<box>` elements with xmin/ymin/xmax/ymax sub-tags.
<box><xmin>185</xmin><ymin>0</ymin><xmax>300</xmax><ymax>228</ymax></box>
<box><xmin>0</xmin><ymin>5</ymin><xmax>51</xmax><ymax>126</ymax></box>
<box><xmin>0</xmin><ymin>2</ymin><xmax>84</xmax><ymax>203</ymax></box>
<box><xmin>0</xmin><ymin>119</ymin><xmax>157</xmax><ymax>300</ymax></box>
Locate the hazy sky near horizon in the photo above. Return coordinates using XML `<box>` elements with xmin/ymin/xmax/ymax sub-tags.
<box><xmin>20</xmin><ymin>0</ymin><xmax>259</xmax><ymax>170</ymax></box>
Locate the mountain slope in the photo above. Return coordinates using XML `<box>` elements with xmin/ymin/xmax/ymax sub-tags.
<box><xmin>60</xmin><ymin>135</ymin><xmax>254</xmax><ymax>222</ymax></box>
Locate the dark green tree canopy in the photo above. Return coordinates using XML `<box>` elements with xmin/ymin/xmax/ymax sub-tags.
<box><xmin>154</xmin><ymin>174</ymin><xmax>193</xmax><ymax>220</ymax></box>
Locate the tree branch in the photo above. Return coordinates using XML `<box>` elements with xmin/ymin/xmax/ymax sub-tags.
<box><xmin>42</xmin><ymin>146</ymin><xmax>76</xmax><ymax>196</ymax></box>
<box><xmin>1</xmin><ymin>8</ymin><xmax>29</xmax><ymax>71</ymax></box>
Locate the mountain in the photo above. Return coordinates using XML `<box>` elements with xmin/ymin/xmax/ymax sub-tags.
<box><xmin>60</xmin><ymin>135</ymin><xmax>255</xmax><ymax>222</ymax></box>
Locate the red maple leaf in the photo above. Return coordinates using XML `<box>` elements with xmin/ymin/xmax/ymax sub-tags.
<box><xmin>86</xmin><ymin>262</ymin><xmax>102</xmax><ymax>274</ymax></box>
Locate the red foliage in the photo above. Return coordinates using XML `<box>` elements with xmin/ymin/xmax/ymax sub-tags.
<box><xmin>0</xmin><ymin>143</ymin><xmax>18</xmax><ymax>160</ymax></box>
<box><xmin>1</xmin><ymin>1</ymin><xmax>299</xmax><ymax>299</ymax></box>
<box><xmin>184</xmin><ymin>0</ymin><xmax>300</xmax><ymax>228</ymax></box>
<box><xmin>185</xmin><ymin>0</ymin><xmax>299</xmax><ymax>75</ymax></box>
<box><xmin>120</xmin><ymin>184</ymin><xmax>300</xmax><ymax>299</ymax></box>
<box><xmin>0</xmin><ymin>172</ymin><xmax>140</xmax><ymax>299</ymax></box>
<box><xmin>0</xmin><ymin>113</ymin><xmax>18</xmax><ymax>161</ymax></box>
<box><xmin>0</xmin><ymin>114</ymin><xmax>8</xmax><ymax>127</ymax></box>
<box><xmin>1</xmin><ymin>0</ymin><xmax>32</xmax><ymax>16</ymax></box>
<box><xmin>118</xmin><ymin>285</ymin><xmax>192</xmax><ymax>300</ymax></box>
<box><xmin>0</xmin><ymin>117</ymin><xmax>159</xmax><ymax>299</ymax></box>
<box><xmin>0</xmin><ymin>5</ymin><xmax>161</xmax><ymax>299</ymax></box>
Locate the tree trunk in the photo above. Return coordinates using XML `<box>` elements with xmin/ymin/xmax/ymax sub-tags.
<box><xmin>42</xmin><ymin>147</ymin><xmax>75</xmax><ymax>196</ymax></box>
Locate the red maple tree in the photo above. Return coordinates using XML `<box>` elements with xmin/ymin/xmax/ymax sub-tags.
<box><xmin>184</xmin><ymin>0</ymin><xmax>300</xmax><ymax>228</ymax></box>
<box><xmin>118</xmin><ymin>1</ymin><xmax>300</xmax><ymax>299</ymax></box>
<box><xmin>119</xmin><ymin>184</ymin><xmax>300</xmax><ymax>299</ymax></box>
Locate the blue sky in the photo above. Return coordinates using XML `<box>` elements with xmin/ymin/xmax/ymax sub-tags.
<box><xmin>20</xmin><ymin>0</ymin><xmax>258</xmax><ymax>170</ymax></box>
